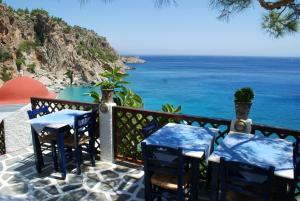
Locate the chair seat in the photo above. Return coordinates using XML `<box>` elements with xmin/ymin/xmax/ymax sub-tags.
<box><xmin>150</xmin><ymin>171</ymin><xmax>191</xmax><ymax>191</ymax></box>
<box><xmin>64</xmin><ymin>135</ymin><xmax>90</xmax><ymax>147</ymax></box>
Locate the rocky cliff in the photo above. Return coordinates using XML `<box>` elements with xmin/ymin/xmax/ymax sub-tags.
<box><xmin>0</xmin><ymin>3</ymin><xmax>126</xmax><ymax>91</ymax></box>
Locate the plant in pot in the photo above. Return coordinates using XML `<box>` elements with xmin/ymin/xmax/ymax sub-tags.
<box><xmin>99</xmin><ymin>80</ymin><xmax>115</xmax><ymax>103</ymax></box>
<box><xmin>234</xmin><ymin>87</ymin><xmax>254</xmax><ymax>120</ymax></box>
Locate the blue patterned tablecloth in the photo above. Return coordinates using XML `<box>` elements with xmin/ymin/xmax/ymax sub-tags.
<box><xmin>142</xmin><ymin>123</ymin><xmax>215</xmax><ymax>160</ymax></box>
<box><xmin>210</xmin><ymin>133</ymin><xmax>293</xmax><ymax>172</ymax></box>
<box><xmin>30</xmin><ymin>109</ymin><xmax>90</xmax><ymax>133</ymax></box>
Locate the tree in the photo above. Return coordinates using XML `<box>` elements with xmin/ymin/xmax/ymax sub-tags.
<box><xmin>64</xmin><ymin>69</ymin><xmax>74</xmax><ymax>85</ymax></box>
<box><xmin>82</xmin><ymin>0</ymin><xmax>299</xmax><ymax>38</ymax></box>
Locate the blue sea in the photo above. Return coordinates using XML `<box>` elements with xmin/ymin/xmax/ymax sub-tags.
<box><xmin>59</xmin><ymin>56</ymin><xmax>300</xmax><ymax>130</ymax></box>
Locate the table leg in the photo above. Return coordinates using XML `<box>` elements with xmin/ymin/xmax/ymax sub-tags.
<box><xmin>191</xmin><ymin>157</ymin><xmax>200</xmax><ymax>201</ymax></box>
<box><xmin>31</xmin><ymin>126</ymin><xmax>43</xmax><ymax>173</ymax></box>
<box><xmin>56</xmin><ymin>130</ymin><xmax>66</xmax><ymax>178</ymax></box>
<box><xmin>210</xmin><ymin>162</ymin><xmax>219</xmax><ymax>201</ymax></box>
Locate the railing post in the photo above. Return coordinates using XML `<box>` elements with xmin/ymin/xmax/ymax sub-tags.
<box><xmin>99</xmin><ymin>102</ymin><xmax>116</xmax><ymax>162</ymax></box>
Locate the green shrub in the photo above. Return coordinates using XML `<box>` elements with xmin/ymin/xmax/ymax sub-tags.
<box><xmin>234</xmin><ymin>87</ymin><xmax>254</xmax><ymax>102</ymax></box>
<box><xmin>0</xmin><ymin>48</ymin><xmax>11</xmax><ymax>62</ymax></box>
<box><xmin>18</xmin><ymin>40</ymin><xmax>38</xmax><ymax>54</ymax></box>
<box><xmin>15</xmin><ymin>58</ymin><xmax>25</xmax><ymax>71</ymax></box>
<box><xmin>63</xmin><ymin>26</ymin><xmax>71</xmax><ymax>34</ymax></box>
<box><xmin>0</xmin><ymin>70</ymin><xmax>12</xmax><ymax>81</ymax></box>
<box><xmin>27</xmin><ymin>63</ymin><xmax>36</xmax><ymax>73</ymax></box>
<box><xmin>51</xmin><ymin>16</ymin><xmax>63</xmax><ymax>23</ymax></box>
<box><xmin>30</xmin><ymin>8</ymin><xmax>49</xmax><ymax>17</ymax></box>
<box><xmin>16</xmin><ymin>8</ymin><xmax>29</xmax><ymax>15</ymax></box>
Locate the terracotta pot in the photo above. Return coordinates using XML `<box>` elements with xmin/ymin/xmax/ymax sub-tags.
<box><xmin>101</xmin><ymin>88</ymin><xmax>114</xmax><ymax>103</ymax></box>
<box><xmin>234</xmin><ymin>101</ymin><xmax>252</xmax><ymax>120</ymax></box>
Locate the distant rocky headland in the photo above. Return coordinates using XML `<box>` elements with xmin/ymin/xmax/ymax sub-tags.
<box><xmin>0</xmin><ymin>3</ymin><xmax>144</xmax><ymax>92</ymax></box>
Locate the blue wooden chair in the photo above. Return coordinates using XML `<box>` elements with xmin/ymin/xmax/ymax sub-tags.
<box><xmin>141</xmin><ymin>142</ymin><xmax>191</xmax><ymax>201</ymax></box>
<box><xmin>141</xmin><ymin>119</ymin><xmax>159</xmax><ymax>138</ymax></box>
<box><xmin>289</xmin><ymin>137</ymin><xmax>300</xmax><ymax>201</ymax></box>
<box><xmin>27</xmin><ymin>106</ymin><xmax>58</xmax><ymax>170</ymax></box>
<box><xmin>63</xmin><ymin>111</ymin><xmax>96</xmax><ymax>174</ymax></box>
<box><xmin>219</xmin><ymin>157</ymin><xmax>275</xmax><ymax>201</ymax></box>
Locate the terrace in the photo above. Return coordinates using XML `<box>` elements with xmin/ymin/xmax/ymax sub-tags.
<box><xmin>0</xmin><ymin>97</ymin><xmax>300</xmax><ymax>201</ymax></box>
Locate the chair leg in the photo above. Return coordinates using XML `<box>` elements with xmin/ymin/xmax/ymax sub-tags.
<box><xmin>89</xmin><ymin>137</ymin><xmax>96</xmax><ymax>167</ymax></box>
<box><xmin>75</xmin><ymin>145</ymin><xmax>82</xmax><ymax>175</ymax></box>
<box><xmin>51</xmin><ymin>142</ymin><xmax>58</xmax><ymax>171</ymax></box>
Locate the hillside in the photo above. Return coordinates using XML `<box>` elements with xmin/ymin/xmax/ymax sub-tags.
<box><xmin>0</xmin><ymin>3</ymin><xmax>126</xmax><ymax>91</ymax></box>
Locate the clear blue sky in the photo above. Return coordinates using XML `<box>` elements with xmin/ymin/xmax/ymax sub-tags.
<box><xmin>4</xmin><ymin>0</ymin><xmax>300</xmax><ymax>57</ymax></box>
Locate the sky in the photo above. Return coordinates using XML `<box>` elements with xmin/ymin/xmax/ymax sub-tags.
<box><xmin>4</xmin><ymin>0</ymin><xmax>300</xmax><ymax>57</ymax></box>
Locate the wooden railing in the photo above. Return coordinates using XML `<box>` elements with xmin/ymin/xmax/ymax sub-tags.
<box><xmin>0</xmin><ymin>120</ymin><xmax>5</xmax><ymax>155</ymax></box>
<box><xmin>31</xmin><ymin>97</ymin><xmax>100</xmax><ymax>153</ymax></box>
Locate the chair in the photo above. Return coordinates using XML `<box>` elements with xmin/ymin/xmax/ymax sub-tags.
<box><xmin>67</xmin><ymin>111</ymin><xmax>96</xmax><ymax>174</ymax></box>
<box><xmin>289</xmin><ymin>137</ymin><xmax>300</xmax><ymax>201</ymax></box>
<box><xmin>141</xmin><ymin>119</ymin><xmax>159</xmax><ymax>138</ymax></box>
<box><xmin>141</xmin><ymin>142</ymin><xmax>191</xmax><ymax>201</ymax></box>
<box><xmin>27</xmin><ymin>106</ymin><xmax>58</xmax><ymax>169</ymax></box>
<box><xmin>219</xmin><ymin>157</ymin><xmax>275</xmax><ymax>201</ymax></box>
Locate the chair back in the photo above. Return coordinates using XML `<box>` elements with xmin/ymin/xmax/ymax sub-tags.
<box><xmin>27</xmin><ymin>106</ymin><xmax>50</xmax><ymax>119</ymax></box>
<box><xmin>220</xmin><ymin>157</ymin><xmax>275</xmax><ymax>201</ymax></box>
<box><xmin>291</xmin><ymin>137</ymin><xmax>300</xmax><ymax>200</ymax></box>
<box><xmin>141</xmin><ymin>142</ymin><xmax>185</xmax><ymax>195</ymax></box>
<box><xmin>74</xmin><ymin>110</ymin><xmax>96</xmax><ymax>139</ymax></box>
<box><xmin>141</xmin><ymin>119</ymin><xmax>159</xmax><ymax>138</ymax></box>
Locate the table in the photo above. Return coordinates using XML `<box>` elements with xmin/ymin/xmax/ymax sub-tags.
<box><xmin>142</xmin><ymin>123</ymin><xmax>216</xmax><ymax>201</ymax></box>
<box><xmin>208</xmin><ymin>133</ymin><xmax>294</xmax><ymax>201</ymax></box>
<box><xmin>30</xmin><ymin>109</ymin><xmax>91</xmax><ymax>178</ymax></box>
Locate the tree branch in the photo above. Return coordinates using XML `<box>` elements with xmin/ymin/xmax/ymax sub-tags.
<box><xmin>258</xmin><ymin>0</ymin><xmax>295</xmax><ymax>10</ymax></box>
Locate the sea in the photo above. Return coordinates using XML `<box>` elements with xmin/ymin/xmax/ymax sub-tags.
<box><xmin>59</xmin><ymin>55</ymin><xmax>300</xmax><ymax>130</ymax></box>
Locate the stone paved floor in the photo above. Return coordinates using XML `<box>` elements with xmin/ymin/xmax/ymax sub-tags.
<box><xmin>0</xmin><ymin>147</ymin><xmax>145</xmax><ymax>201</ymax></box>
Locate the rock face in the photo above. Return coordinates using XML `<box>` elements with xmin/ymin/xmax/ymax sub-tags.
<box><xmin>0</xmin><ymin>4</ymin><xmax>126</xmax><ymax>92</ymax></box>
<box><xmin>121</xmin><ymin>56</ymin><xmax>146</xmax><ymax>64</ymax></box>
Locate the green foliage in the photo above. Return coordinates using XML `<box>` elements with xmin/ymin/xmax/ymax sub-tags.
<box><xmin>18</xmin><ymin>40</ymin><xmax>38</xmax><ymax>54</ymax></box>
<box><xmin>0</xmin><ymin>0</ymin><xmax>3</xmax><ymax>4</ymax></box>
<box><xmin>99</xmin><ymin>80</ymin><xmax>115</xmax><ymax>89</ymax></box>
<box><xmin>76</xmin><ymin>42</ymin><xmax>118</xmax><ymax>62</ymax></box>
<box><xmin>27</xmin><ymin>63</ymin><xmax>36</xmax><ymax>73</ymax></box>
<box><xmin>63</xmin><ymin>25</ymin><xmax>71</xmax><ymax>34</ymax></box>
<box><xmin>161</xmin><ymin>103</ymin><xmax>181</xmax><ymax>113</ymax></box>
<box><xmin>64</xmin><ymin>69</ymin><xmax>74</xmax><ymax>85</ymax></box>
<box><xmin>30</xmin><ymin>8</ymin><xmax>49</xmax><ymax>17</ymax></box>
<box><xmin>98</xmin><ymin>66</ymin><xmax>129</xmax><ymax>88</ymax></box>
<box><xmin>114</xmin><ymin>87</ymin><xmax>144</xmax><ymax>108</ymax></box>
<box><xmin>0</xmin><ymin>48</ymin><xmax>11</xmax><ymax>62</ymax></box>
<box><xmin>51</xmin><ymin>16</ymin><xmax>63</xmax><ymax>23</ymax></box>
<box><xmin>16</xmin><ymin>8</ymin><xmax>30</xmax><ymax>15</ymax></box>
<box><xmin>88</xmin><ymin>66</ymin><xmax>144</xmax><ymax>108</ymax></box>
<box><xmin>0</xmin><ymin>70</ymin><xmax>12</xmax><ymax>81</ymax></box>
<box><xmin>15</xmin><ymin>58</ymin><xmax>25</xmax><ymax>71</ymax></box>
<box><xmin>234</xmin><ymin>87</ymin><xmax>254</xmax><ymax>102</ymax></box>
<box><xmin>262</xmin><ymin>10</ymin><xmax>299</xmax><ymax>38</ymax></box>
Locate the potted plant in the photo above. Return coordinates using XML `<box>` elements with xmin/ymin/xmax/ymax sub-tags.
<box><xmin>99</xmin><ymin>80</ymin><xmax>115</xmax><ymax>103</ymax></box>
<box><xmin>234</xmin><ymin>87</ymin><xmax>254</xmax><ymax>120</ymax></box>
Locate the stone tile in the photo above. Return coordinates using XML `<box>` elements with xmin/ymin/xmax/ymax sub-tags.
<box><xmin>97</xmin><ymin>182</ymin><xmax>114</xmax><ymax>191</ymax></box>
<box><xmin>67</xmin><ymin>174</ymin><xmax>83</xmax><ymax>184</ymax></box>
<box><xmin>0</xmin><ymin>161</ymin><xmax>3</xmax><ymax>171</ymax></box>
<box><xmin>62</xmin><ymin>184</ymin><xmax>82</xmax><ymax>192</ymax></box>
<box><xmin>33</xmin><ymin>179</ymin><xmax>52</xmax><ymax>187</ymax></box>
<box><xmin>101</xmin><ymin>170</ymin><xmax>119</xmax><ymax>180</ymax></box>
<box><xmin>60</xmin><ymin>189</ymin><xmax>87</xmax><ymax>201</ymax></box>
<box><xmin>86</xmin><ymin>192</ymin><xmax>108</xmax><ymax>201</ymax></box>
<box><xmin>1</xmin><ymin>173</ymin><xmax>13</xmax><ymax>180</ymax></box>
<box><xmin>45</xmin><ymin>196</ymin><xmax>60</xmax><ymax>201</ymax></box>
<box><xmin>111</xmin><ymin>193</ymin><xmax>131</xmax><ymax>201</ymax></box>
<box><xmin>5</xmin><ymin>157</ymin><xmax>21</xmax><ymax>166</ymax></box>
<box><xmin>85</xmin><ymin>177</ymin><xmax>99</xmax><ymax>189</ymax></box>
<box><xmin>94</xmin><ymin>162</ymin><xmax>113</xmax><ymax>170</ymax></box>
<box><xmin>44</xmin><ymin>185</ymin><xmax>59</xmax><ymax>195</ymax></box>
<box><xmin>33</xmin><ymin>189</ymin><xmax>49</xmax><ymax>200</ymax></box>
<box><xmin>0</xmin><ymin>183</ymin><xmax>28</xmax><ymax>195</ymax></box>
<box><xmin>136</xmin><ymin>188</ymin><xmax>145</xmax><ymax>199</ymax></box>
<box><xmin>7</xmin><ymin>174</ymin><xmax>24</xmax><ymax>184</ymax></box>
<box><xmin>113</xmin><ymin>166</ymin><xmax>130</xmax><ymax>173</ymax></box>
<box><xmin>123</xmin><ymin>175</ymin><xmax>139</xmax><ymax>183</ymax></box>
<box><xmin>102</xmin><ymin>179</ymin><xmax>122</xmax><ymax>189</ymax></box>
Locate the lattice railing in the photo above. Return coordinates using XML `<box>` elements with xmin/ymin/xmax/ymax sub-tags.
<box><xmin>113</xmin><ymin>106</ymin><xmax>300</xmax><ymax>198</ymax></box>
<box><xmin>0</xmin><ymin>120</ymin><xmax>5</xmax><ymax>155</ymax></box>
<box><xmin>113</xmin><ymin>106</ymin><xmax>231</xmax><ymax>178</ymax></box>
<box><xmin>31</xmin><ymin>97</ymin><xmax>100</xmax><ymax>154</ymax></box>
